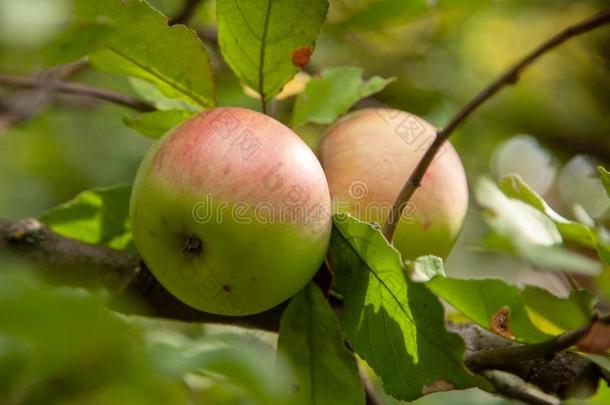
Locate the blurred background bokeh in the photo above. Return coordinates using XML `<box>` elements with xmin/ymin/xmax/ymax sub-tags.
<box><xmin>1</xmin><ymin>0</ymin><xmax>609</xmax><ymax>403</ymax></box>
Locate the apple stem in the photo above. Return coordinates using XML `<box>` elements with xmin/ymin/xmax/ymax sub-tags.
<box><xmin>382</xmin><ymin>7</ymin><xmax>610</xmax><ymax>241</ymax></box>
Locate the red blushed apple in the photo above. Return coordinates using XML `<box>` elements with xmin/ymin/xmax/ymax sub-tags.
<box><xmin>319</xmin><ymin>108</ymin><xmax>468</xmax><ymax>261</ymax></box>
<box><xmin>130</xmin><ymin>107</ymin><xmax>331</xmax><ymax>316</ymax></box>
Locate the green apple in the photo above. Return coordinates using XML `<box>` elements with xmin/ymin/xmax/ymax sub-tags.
<box><xmin>130</xmin><ymin>107</ymin><xmax>331</xmax><ymax>316</ymax></box>
<box><xmin>318</xmin><ymin>108</ymin><xmax>468</xmax><ymax>260</ymax></box>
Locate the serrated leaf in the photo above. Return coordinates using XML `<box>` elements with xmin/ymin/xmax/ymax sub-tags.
<box><xmin>277</xmin><ymin>283</ymin><xmax>364</xmax><ymax>405</ymax></box>
<box><xmin>217</xmin><ymin>0</ymin><xmax>328</xmax><ymax>102</ymax></box>
<box><xmin>330</xmin><ymin>214</ymin><xmax>487</xmax><ymax>401</ymax></box>
<box><xmin>67</xmin><ymin>0</ymin><xmax>214</xmax><ymax>109</ymax></box>
<box><xmin>291</xmin><ymin>67</ymin><xmax>394</xmax><ymax>127</ymax></box>
<box><xmin>600</xmin><ymin>166</ymin><xmax>610</xmax><ymax>199</ymax></box>
<box><xmin>39</xmin><ymin>184</ymin><xmax>133</xmax><ymax>250</ymax></box>
<box><xmin>124</xmin><ymin>110</ymin><xmax>192</xmax><ymax>138</ymax></box>
<box><xmin>427</xmin><ymin>277</ymin><xmax>550</xmax><ymax>343</ymax></box>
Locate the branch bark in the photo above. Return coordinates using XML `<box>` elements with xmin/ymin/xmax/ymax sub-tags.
<box><xmin>1</xmin><ymin>218</ymin><xmax>607</xmax><ymax>402</ymax></box>
<box><xmin>382</xmin><ymin>7</ymin><xmax>610</xmax><ymax>240</ymax></box>
<box><xmin>0</xmin><ymin>74</ymin><xmax>155</xmax><ymax>112</ymax></box>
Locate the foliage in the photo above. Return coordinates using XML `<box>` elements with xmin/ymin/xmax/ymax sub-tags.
<box><xmin>1</xmin><ymin>0</ymin><xmax>610</xmax><ymax>404</ymax></box>
<box><xmin>330</xmin><ymin>214</ymin><xmax>489</xmax><ymax>400</ymax></box>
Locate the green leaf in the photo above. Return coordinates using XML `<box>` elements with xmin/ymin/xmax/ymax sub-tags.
<box><xmin>39</xmin><ymin>184</ymin><xmax>133</xmax><ymax>250</ymax></box>
<box><xmin>291</xmin><ymin>67</ymin><xmax>393</xmax><ymax>127</ymax></box>
<box><xmin>124</xmin><ymin>110</ymin><xmax>193</xmax><ymax>139</ymax></box>
<box><xmin>409</xmin><ymin>255</ymin><xmax>446</xmax><ymax>282</ymax></box>
<box><xmin>330</xmin><ymin>214</ymin><xmax>487</xmax><ymax>401</ymax></box>
<box><xmin>0</xmin><ymin>274</ymin><xmax>187</xmax><ymax>403</ymax></box>
<box><xmin>522</xmin><ymin>286</ymin><xmax>595</xmax><ymax>332</ymax></box>
<box><xmin>129</xmin><ymin>77</ymin><xmax>201</xmax><ymax>112</ymax></box>
<box><xmin>599</xmin><ymin>166</ymin><xmax>610</xmax><ymax>199</ymax></box>
<box><xmin>68</xmin><ymin>0</ymin><xmax>214</xmax><ymax>109</ymax></box>
<box><xmin>476</xmin><ymin>177</ymin><xmax>602</xmax><ymax>275</ymax></box>
<box><xmin>476</xmin><ymin>177</ymin><xmax>561</xmax><ymax>246</ymax></box>
<box><xmin>427</xmin><ymin>277</ymin><xmax>550</xmax><ymax>343</ymax></box>
<box><xmin>148</xmin><ymin>341</ymin><xmax>290</xmax><ymax>403</ymax></box>
<box><xmin>277</xmin><ymin>283</ymin><xmax>364</xmax><ymax>405</ymax></box>
<box><xmin>500</xmin><ymin>174</ymin><xmax>597</xmax><ymax>248</ymax></box>
<box><xmin>217</xmin><ymin>0</ymin><xmax>328</xmax><ymax>101</ymax></box>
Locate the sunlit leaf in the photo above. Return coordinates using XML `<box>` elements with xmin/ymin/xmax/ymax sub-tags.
<box><xmin>500</xmin><ymin>174</ymin><xmax>597</xmax><ymax>248</ymax></box>
<box><xmin>330</xmin><ymin>214</ymin><xmax>488</xmax><ymax>401</ymax></box>
<box><xmin>476</xmin><ymin>177</ymin><xmax>602</xmax><ymax>275</ymax></box>
<box><xmin>217</xmin><ymin>0</ymin><xmax>328</xmax><ymax>101</ymax></box>
<box><xmin>40</xmin><ymin>184</ymin><xmax>133</xmax><ymax>250</ymax></box>
<box><xmin>409</xmin><ymin>255</ymin><xmax>445</xmax><ymax>282</ymax></box>
<box><xmin>427</xmin><ymin>277</ymin><xmax>550</xmax><ymax>342</ymax></box>
<box><xmin>291</xmin><ymin>67</ymin><xmax>394</xmax><ymax>127</ymax></box>
<box><xmin>63</xmin><ymin>0</ymin><xmax>214</xmax><ymax>109</ymax></box>
<box><xmin>522</xmin><ymin>286</ymin><xmax>595</xmax><ymax>332</ymax></box>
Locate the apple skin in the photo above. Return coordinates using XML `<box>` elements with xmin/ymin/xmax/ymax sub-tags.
<box><xmin>319</xmin><ymin>108</ymin><xmax>468</xmax><ymax>261</ymax></box>
<box><xmin>130</xmin><ymin>107</ymin><xmax>331</xmax><ymax>316</ymax></box>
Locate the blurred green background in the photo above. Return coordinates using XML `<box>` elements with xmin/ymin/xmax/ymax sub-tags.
<box><xmin>1</xmin><ymin>0</ymin><xmax>609</xmax><ymax>403</ymax></box>
<box><xmin>2</xmin><ymin>0</ymin><xmax>608</xmax><ymax>278</ymax></box>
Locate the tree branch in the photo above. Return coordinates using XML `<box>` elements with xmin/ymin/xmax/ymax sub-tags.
<box><xmin>482</xmin><ymin>370</ymin><xmax>559</xmax><ymax>405</ymax></box>
<box><xmin>0</xmin><ymin>218</ymin><xmax>283</xmax><ymax>331</ymax></box>
<box><xmin>464</xmin><ymin>318</ymin><xmax>605</xmax><ymax>371</ymax></box>
<box><xmin>382</xmin><ymin>7</ymin><xmax>610</xmax><ymax>240</ymax></box>
<box><xmin>1</xmin><ymin>218</ymin><xmax>607</xmax><ymax>401</ymax></box>
<box><xmin>451</xmin><ymin>322</ymin><xmax>605</xmax><ymax>399</ymax></box>
<box><xmin>0</xmin><ymin>74</ymin><xmax>155</xmax><ymax>112</ymax></box>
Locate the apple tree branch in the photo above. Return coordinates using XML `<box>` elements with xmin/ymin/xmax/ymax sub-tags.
<box><xmin>0</xmin><ymin>217</ymin><xmax>608</xmax><ymax>403</ymax></box>
<box><xmin>382</xmin><ymin>7</ymin><xmax>610</xmax><ymax>240</ymax></box>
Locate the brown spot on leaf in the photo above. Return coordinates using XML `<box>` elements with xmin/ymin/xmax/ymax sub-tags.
<box><xmin>222</xmin><ymin>285</ymin><xmax>232</xmax><ymax>292</ymax></box>
<box><xmin>491</xmin><ymin>306</ymin><xmax>514</xmax><ymax>339</ymax></box>
<box><xmin>422</xmin><ymin>379</ymin><xmax>454</xmax><ymax>395</ymax></box>
<box><xmin>291</xmin><ymin>46</ymin><xmax>313</xmax><ymax>67</ymax></box>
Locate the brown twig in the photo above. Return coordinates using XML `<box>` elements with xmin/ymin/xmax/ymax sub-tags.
<box><xmin>483</xmin><ymin>370</ymin><xmax>559</xmax><ymax>405</ymax></box>
<box><xmin>0</xmin><ymin>218</ymin><xmax>282</xmax><ymax>330</ymax></box>
<box><xmin>0</xmin><ymin>60</ymin><xmax>89</xmax><ymax>129</ymax></box>
<box><xmin>0</xmin><ymin>74</ymin><xmax>154</xmax><ymax>112</ymax></box>
<box><xmin>382</xmin><ymin>7</ymin><xmax>610</xmax><ymax>240</ymax></box>
<box><xmin>452</xmin><ymin>322</ymin><xmax>604</xmax><ymax>399</ymax></box>
<box><xmin>464</xmin><ymin>318</ymin><xmax>603</xmax><ymax>371</ymax></box>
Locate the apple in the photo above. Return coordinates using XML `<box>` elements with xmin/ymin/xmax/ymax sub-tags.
<box><xmin>318</xmin><ymin>108</ymin><xmax>468</xmax><ymax>261</ymax></box>
<box><xmin>130</xmin><ymin>107</ymin><xmax>331</xmax><ymax>316</ymax></box>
